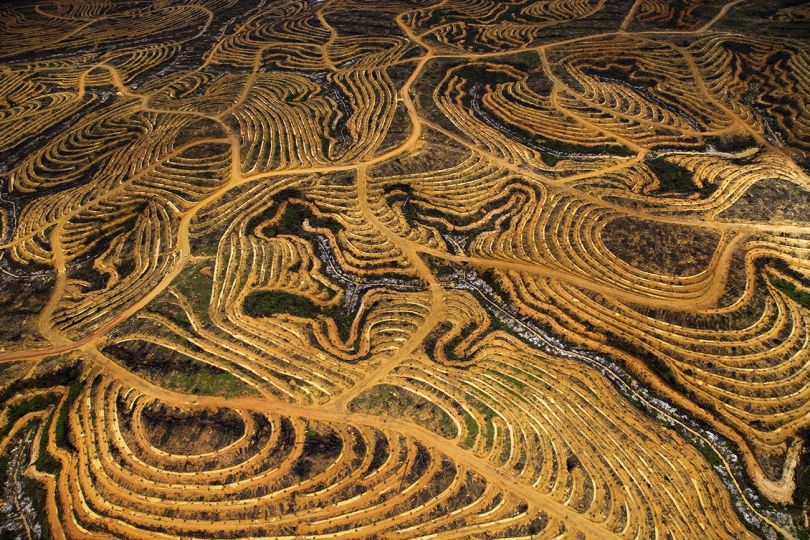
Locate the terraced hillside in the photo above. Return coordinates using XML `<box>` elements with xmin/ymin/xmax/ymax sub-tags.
<box><xmin>0</xmin><ymin>0</ymin><xmax>809</xmax><ymax>538</ymax></box>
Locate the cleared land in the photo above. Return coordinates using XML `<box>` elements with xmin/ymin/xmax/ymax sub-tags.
<box><xmin>0</xmin><ymin>0</ymin><xmax>809</xmax><ymax>538</ymax></box>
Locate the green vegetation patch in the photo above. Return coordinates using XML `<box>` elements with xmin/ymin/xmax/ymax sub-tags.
<box><xmin>696</xmin><ymin>440</ymin><xmax>724</xmax><ymax>468</ymax></box>
<box><xmin>35</xmin><ymin>410</ymin><xmax>58</xmax><ymax>473</ymax></box>
<box><xmin>0</xmin><ymin>363</ymin><xmax>80</xmax><ymax>405</ymax></box>
<box><xmin>349</xmin><ymin>384</ymin><xmax>457</xmax><ymax>439</ymax></box>
<box><xmin>466</xmin><ymin>393</ymin><xmax>497</xmax><ymax>452</ymax></box>
<box><xmin>423</xmin><ymin>320</ymin><xmax>483</xmax><ymax>365</ymax></box>
<box><xmin>0</xmin><ymin>393</ymin><xmax>59</xmax><ymax>440</ymax></box>
<box><xmin>647</xmin><ymin>156</ymin><xmax>696</xmax><ymax>193</ymax></box>
<box><xmin>494</xmin><ymin>371</ymin><xmax>527</xmax><ymax>400</ymax></box>
<box><xmin>462</xmin><ymin>410</ymin><xmax>478</xmax><ymax>448</ymax></box>
<box><xmin>261</xmin><ymin>201</ymin><xmax>340</xmax><ymax>237</ymax></box>
<box><xmin>485</xmin><ymin>311</ymin><xmax>511</xmax><ymax>335</ymax></box>
<box><xmin>0</xmin><ymin>364</ymin><xmax>82</xmax><ymax>474</ymax></box>
<box><xmin>160</xmin><ymin>369</ymin><xmax>248</xmax><ymax>398</ymax></box>
<box><xmin>248</xmin><ymin>190</ymin><xmax>341</xmax><ymax>239</ymax></box>
<box><xmin>54</xmin><ymin>382</ymin><xmax>82</xmax><ymax>450</ymax></box>
<box><xmin>245</xmin><ymin>290</ymin><xmax>355</xmax><ymax>341</ymax></box>
<box><xmin>768</xmin><ymin>274</ymin><xmax>810</xmax><ymax>309</ymax></box>
<box><xmin>643</xmin><ymin>352</ymin><xmax>678</xmax><ymax>387</ymax></box>
<box><xmin>104</xmin><ymin>342</ymin><xmax>256</xmax><ymax>398</ymax></box>
<box><xmin>604</xmin><ymin>332</ymin><xmax>684</xmax><ymax>392</ymax></box>
<box><xmin>541</xmin><ymin>153</ymin><xmax>559</xmax><ymax>167</ymax></box>
<box><xmin>175</xmin><ymin>262</ymin><xmax>214</xmax><ymax>317</ymax></box>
